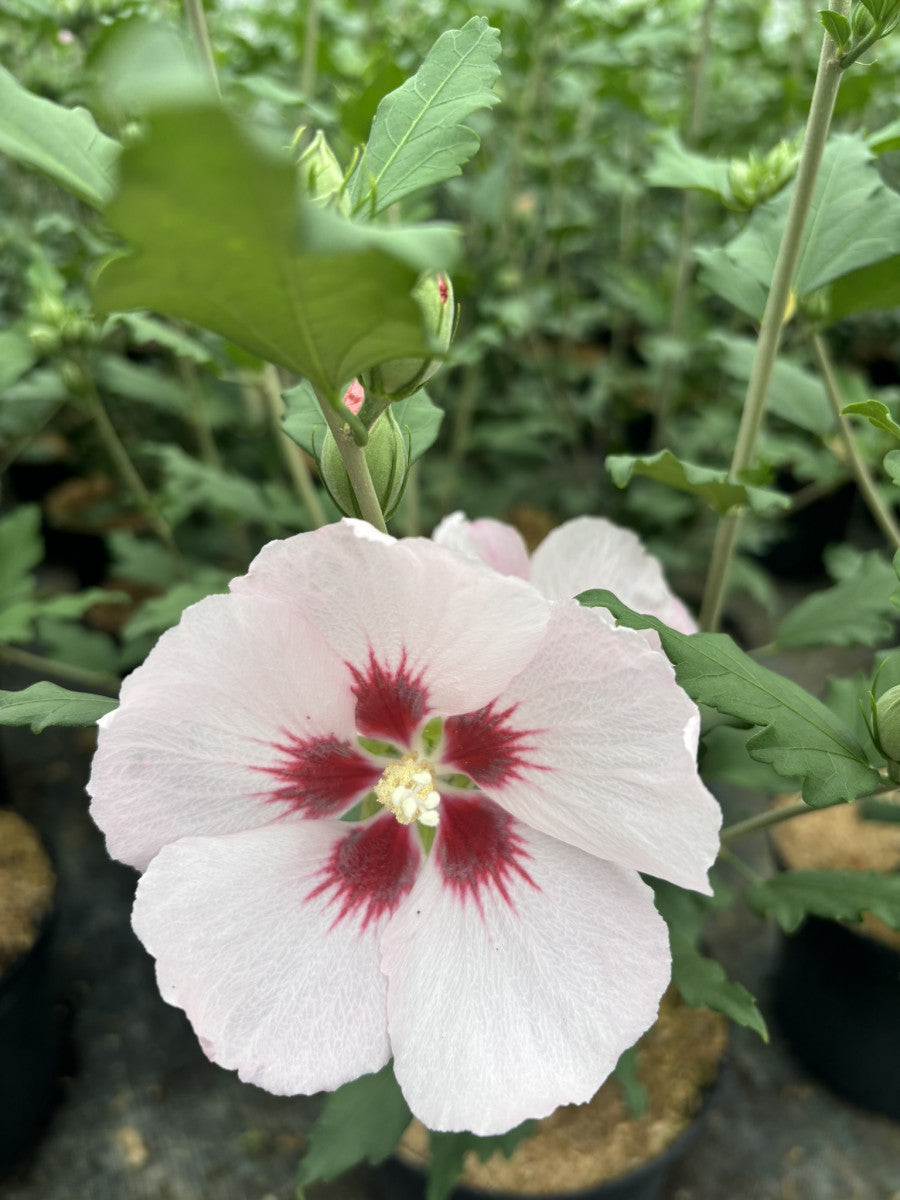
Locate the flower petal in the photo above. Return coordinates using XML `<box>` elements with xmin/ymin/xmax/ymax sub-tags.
<box><xmin>382</xmin><ymin>821</ymin><xmax>670</xmax><ymax>1134</ymax></box>
<box><xmin>88</xmin><ymin>593</ymin><xmax>363</xmax><ymax>871</ymax></box>
<box><xmin>432</xmin><ymin>512</ymin><xmax>530</xmax><ymax>579</ymax></box>
<box><xmin>471</xmin><ymin>604</ymin><xmax>720</xmax><ymax>892</ymax></box>
<box><xmin>231</xmin><ymin>521</ymin><xmax>550</xmax><ymax>718</ymax></box>
<box><xmin>133</xmin><ymin>818</ymin><xmax>418</xmax><ymax>1095</ymax></box>
<box><xmin>530</xmin><ymin>516</ymin><xmax>697</xmax><ymax>633</ymax></box>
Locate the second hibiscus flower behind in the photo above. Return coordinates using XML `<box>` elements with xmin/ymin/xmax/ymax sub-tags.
<box><xmin>88</xmin><ymin>516</ymin><xmax>721</xmax><ymax>1135</ymax></box>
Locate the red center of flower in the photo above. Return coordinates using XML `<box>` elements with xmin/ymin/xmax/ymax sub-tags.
<box><xmin>347</xmin><ymin>648</ymin><xmax>429</xmax><ymax>746</ymax></box>
<box><xmin>306</xmin><ymin>815</ymin><xmax>420</xmax><ymax>930</ymax></box>
<box><xmin>443</xmin><ymin>700</ymin><xmax>539</xmax><ymax>787</ymax></box>
<box><xmin>257</xmin><ymin>733</ymin><xmax>380</xmax><ymax>817</ymax></box>
<box><xmin>437</xmin><ymin>795</ymin><xmax>536</xmax><ymax>910</ymax></box>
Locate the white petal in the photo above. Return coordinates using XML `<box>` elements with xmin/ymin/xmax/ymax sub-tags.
<box><xmin>231</xmin><ymin>521</ymin><xmax>550</xmax><ymax>718</ymax></box>
<box><xmin>480</xmin><ymin>604</ymin><xmax>720</xmax><ymax>892</ymax></box>
<box><xmin>88</xmin><ymin>593</ymin><xmax>360</xmax><ymax>871</ymax></box>
<box><xmin>432</xmin><ymin>512</ymin><xmax>531</xmax><ymax>579</ymax></box>
<box><xmin>530</xmin><ymin>517</ymin><xmax>697</xmax><ymax>633</ymax></box>
<box><xmin>132</xmin><ymin>819</ymin><xmax>405</xmax><ymax>1095</ymax></box>
<box><xmin>382</xmin><ymin>822</ymin><xmax>670</xmax><ymax>1134</ymax></box>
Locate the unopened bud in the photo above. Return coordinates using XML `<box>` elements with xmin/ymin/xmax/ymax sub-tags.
<box><xmin>319</xmin><ymin>407</ymin><xmax>409</xmax><ymax>520</ymax></box>
<box><xmin>298</xmin><ymin>130</ymin><xmax>349</xmax><ymax>214</ymax></box>
<box><xmin>876</xmin><ymin>685</ymin><xmax>900</xmax><ymax>780</ymax></box>
<box><xmin>361</xmin><ymin>273</ymin><xmax>454</xmax><ymax>401</ymax></box>
<box><xmin>727</xmin><ymin>138</ymin><xmax>800</xmax><ymax>211</ymax></box>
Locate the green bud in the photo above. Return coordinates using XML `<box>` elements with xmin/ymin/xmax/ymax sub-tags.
<box><xmin>361</xmin><ymin>273</ymin><xmax>454</xmax><ymax>402</ymax></box>
<box><xmin>27</xmin><ymin>323</ymin><xmax>62</xmax><ymax>356</ymax></box>
<box><xmin>297</xmin><ymin>130</ymin><xmax>349</xmax><ymax>215</ymax></box>
<box><xmin>319</xmin><ymin>408</ymin><xmax>409</xmax><ymax>520</ymax></box>
<box><xmin>852</xmin><ymin>2</ymin><xmax>875</xmax><ymax>36</ymax></box>
<box><xmin>727</xmin><ymin>137</ymin><xmax>800</xmax><ymax>211</ymax></box>
<box><xmin>876</xmin><ymin>685</ymin><xmax>900</xmax><ymax>780</ymax></box>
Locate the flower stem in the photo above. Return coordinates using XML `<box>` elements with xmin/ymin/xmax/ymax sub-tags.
<box><xmin>717</xmin><ymin>842</ymin><xmax>765</xmax><ymax>884</ymax></box>
<box><xmin>698</xmin><ymin>3</ymin><xmax>850</xmax><ymax>633</ymax></box>
<box><xmin>260</xmin><ymin>364</ymin><xmax>328</xmax><ymax>528</ymax></box>
<box><xmin>300</xmin><ymin>0</ymin><xmax>320</xmax><ymax>99</ymax></box>
<box><xmin>183</xmin><ymin>0</ymin><xmax>221</xmax><ymax>98</ymax></box>
<box><xmin>318</xmin><ymin>394</ymin><xmax>389</xmax><ymax>534</ymax></box>
<box><xmin>811</xmin><ymin>331</ymin><xmax>900</xmax><ymax>551</ymax></box>
<box><xmin>720</xmin><ymin>799</ymin><xmax>819</xmax><ymax>844</ymax></box>
<box><xmin>0</xmin><ymin>646</ymin><xmax>120</xmax><ymax>694</ymax></box>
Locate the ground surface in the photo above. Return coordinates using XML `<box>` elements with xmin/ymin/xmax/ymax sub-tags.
<box><xmin>1</xmin><ymin>696</ymin><xmax>899</xmax><ymax>1200</ymax></box>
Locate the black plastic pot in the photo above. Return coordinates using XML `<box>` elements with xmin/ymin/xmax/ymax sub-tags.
<box><xmin>0</xmin><ymin>915</ymin><xmax>60</xmax><ymax>1173</ymax></box>
<box><xmin>771</xmin><ymin>916</ymin><xmax>900</xmax><ymax>1120</ymax></box>
<box><xmin>370</xmin><ymin>1066</ymin><xmax>723</xmax><ymax>1200</ymax></box>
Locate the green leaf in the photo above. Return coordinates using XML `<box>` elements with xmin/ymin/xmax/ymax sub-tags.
<box><xmin>819</xmin><ymin>10</ymin><xmax>853</xmax><ymax>49</ymax></box>
<box><xmin>122</xmin><ymin>573</ymin><xmax>231</xmax><ymax>642</ymax></box>
<box><xmin>868</xmin><ymin>117</ymin><xmax>900</xmax><ymax>155</ymax></box>
<box><xmin>281</xmin><ymin>380</ymin><xmax>323</xmax><ymax>457</ymax></box>
<box><xmin>0</xmin><ymin>682</ymin><xmax>116</xmax><ymax>731</ymax></box>
<box><xmin>701</xmin><ymin>724</ymin><xmax>799</xmax><ymax>794</ymax></box>
<box><xmin>94</xmin><ymin>355</ymin><xmax>193</xmax><ymax>416</ymax></box>
<box><xmin>774</xmin><ymin>552</ymin><xmax>898</xmax><ymax>649</ymax></box>
<box><xmin>103</xmin><ymin>312</ymin><xmax>214</xmax><ymax>364</ymax></box>
<box><xmin>710</xmin><ymin>333</ymin><xmax>832</xmax><ymax>436</ymax></box>
<box><xmin>0</xmin><ymin>505</ymin><xmax>42</xmax><ymax>602</ymax></box>
<box><xmin>612</xmin><ymin>1046</ymin><xmax>649</xmax><ymax>1119</ymax></box>
<box><xmin>605</xmin><ymin>449</ymin><xmax>789</xmax><ymax>516</ymax></box>
<box><xmin>391</xmin><ymin>390</ymin><xmax>444</xmax><ymax>463</ymax></box>
<box><xmin>106</xmin><ymin>531</ymin><xmax>181</xmax><ymax>587</ymax></box>
<box><xmin>882</xmin><ymin>449</ymin><xmax>900</xmax><ymax>486</ymax></box>
<box><xmin>645</xmin><ymin>128</ymin><xmax>731</xmax><ymax>199</ymax></box>
<box><xmin>578</xmin><ymin>591</ymin><xmax>882</xmax><ymax>808</ymax></box>
<box><xmin>746</xmin><ymin>869</ymin><xmax>900</xmax><ymax>933</ymax></box>
<box><xmin>0</xmin><ymin>330</ymin><xmax>36</xmax><ymax>391</ymax></box>
<box><xmin>0</xmin><ymin>64</ymin><xmax>119</xmax><ymax>208</ymax></box>
<box><xmin>828</xmin><ymin>255</ymin><xmax>900</xmax><ymax>318</ymax></box>
<box><xmin>842</xmin><ymin>398</ymin><xmax>900</xmax><ymax>440</ymax></box>
<box><xmin>427</xmin><ymin>1123</ymin><xmax>535</xmax><ymax>1200</ymax></box>
<box><xmin>651</xmin><ymin>880</ymin><xmax>767</xmax><ymax>1039</ymax></box>
<box><xmin>93</xmin><ymin>104</ymin><xmax>458</xmax><ymax>398</ymax></box>
<box><xmin>296</xmin><ymin>1063</ymin><xmax>411</xmax><ymax>1187</ymax></box>
<box><xmin>349</xmin><ymin>17</ymin><xmax>501</xmax><ymax>215</ymax></box>
<box><xmin>699</xmin><ymin>135</ymin><xmax>900</xmax><ymax>321</ymax></box>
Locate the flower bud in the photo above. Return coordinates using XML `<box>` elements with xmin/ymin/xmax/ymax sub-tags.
<box><xmin>318</xmin><ymin>407</ymin><xmax>409</xmax><ymax>520</ymax></box>
<box><xmin>727</xmin><ymin>138</ymin><xmax>799</xmax><ymax>211</ymax></box>
<box><xmin>298</xmin><ymin>130</ymin><xmax>349</xmax><ymax>215</ymax></box>
<box><xmin>361</xmin><ymin>273</ymin><xmax>454</xmax><ymax>401</ymax></box>
<box><xmin>876</xmin><ymin>686</ymin><xmax>900</xmax><ymax>778</ymax></box>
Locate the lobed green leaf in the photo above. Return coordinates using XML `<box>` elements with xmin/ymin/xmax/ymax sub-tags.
<box><xmin>605</xmin><ymin>448</ymin><xmax>789</xmax><ymax>516</ymax></box>
<box><xmin>0</xmin><ymin>682</ymin><xmax>116</xmax><ymax>732</ymax></box>
<box><xmin>774</xmin><ymin>552</ymin><xmax>899</xmax><ymax>649</ymax></box>
<box><xmin>746</xmin><ymin>869</ymin><xmax>900</xmax><ymax>932</ymax></box>
<box><xmin>426</xmin><ymin>1123</ymin><xmax>535</xmax><ymax>1200</ymax></box>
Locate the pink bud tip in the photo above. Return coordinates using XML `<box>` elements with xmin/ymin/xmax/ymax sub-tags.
<box><xmin>438</xmin><ymin>275</ymin><xmax>449</xmax><ymax>304</ymax></box>
<box><xmin>342</xmin><ymin>381</ymin><xmax>365</xmax><ymax>415</ymax></box>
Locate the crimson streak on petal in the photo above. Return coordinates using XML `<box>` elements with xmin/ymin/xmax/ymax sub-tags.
<box><xmin>443</xmin><ymin>700</ymin><xmax>540</xmax><ymax>787</ymax></box>
<box><xmin>306</xmin><ymin>816</ymin><xmax>420</xmax><ymax>931</ymax></box>
<box><xmin>258</xmin><ymin>733</ymin><xmax>380</xmax><ymax>818</ymax></box>
<box><xmin>437</xmin><ymin>796</ymin><xmax>537</xmax><ymax>910</ymax></box>
<box><xmin>347</xmin><ymin>648</ymin><xmax>429</xmax><ymax>746</ymax></box>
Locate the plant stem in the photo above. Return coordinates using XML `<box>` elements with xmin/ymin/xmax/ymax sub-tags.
<box><xmin>183</xmin><ymin>0</ymin><xmax>221</xmax><ymax>98</ymax></box>
<box><xmin>811</xmin><ymin>332</ymin><xmax>900</xmax><ymax>551</ymax></box>
<box><xmin>717</xmin><ymin>842</ymin><xmax>765</xmax><ymax>884</ymax></box>
<box><xmin>0</xmin><ymin>646</ymin><xmax>120</xmax><ymax>695</ymax></box>
<box><xmin>318</xmin><ymin>394</ymin><xmax>389</xmax><ymax>534</ymax></box>
<box><xmin>652</xmin><ymin>0</ymin><xmax>716</xmax><ymax>450</ymax></box>
<box><xmin>698</xmin><ymin>2</ymin><xmax>850</xmax><ymax>633</ymax></box>
<box><xmin>720</xmin><ymin>799</ymin><xmax>819</xmax><ymax>844</ymax></box>
<box><xmin>300</xmin><ymin>0</ymin><xmax>320</xmax><ymax>99</ymax></box>
<box><xmin>260</xmin><ymin>365</ymin><xmax>328</xmax><ymax>528</ymax></box>
<box><xmin>81</xmin><ymin>369</ymin><xmax>182</xmax><ymax>563</ymax></box>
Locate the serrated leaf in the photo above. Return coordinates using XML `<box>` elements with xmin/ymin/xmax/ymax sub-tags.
<box><xmin>122</xmin><ymin>573</ymin><xmax>231</xmax><ymax>642</ymax></box>
<box><xmin>578</xmin><ymin>591</ymin><xmax>881</xmax><ymax>808</ymax></box>
<box><xmin>819</xmin><ymin>10</ymin><xmax>853</xmax><ymax>49</ymax></box>
<box><xmin>0</xmin><ymin>682</ymin><xmax>116</xmax><ymax>731</ymax></box>
<box><xmin>699</xmin><ymin>135</ymin><xmax>900</xmax><ymax>321</ymax></box>
<box><xmin>651</xmin><ymin>880</ymin><xmax>767</xmax><ymax>1039</ymax></box>
<box><xmin>350</xmin><ymin>17</ymin><xmax>501</xmax><ymax>215</ymax></box>
<box><xmin>701</xmin><ymin>723</ymin><xmax>799</xmax><ymax>793</ymax></box>
<box><xmin>297</xmin><ymin>1063</ymin><xmax>411</xmax><ymax>1187</ymax></box>
<box><xmin>775</xmin><ymin>552</ymin><xmax>898</xmax><ymax>649</ymax></box>
<box><xmin>0</xmin><ymin>64</ymin><xmax>120</xmax><ymax>208</ymax></box>
<box><xmin>427</xmin><ymin>1122</ymin><xmax>535</xmax><ymax>1200</ymax></box>
<box><xmin>746</xmin><ymin>869</ymin><xmax>900</xmax><ymax>933</ymax></box>
<box><xmin>645</xmin><ymin>128</ymin><xmax>731</xmax><ymax>199</ymax></box>
<box><xmin>94</xmin><ymin>104</ymin><xmax>458</xmax><ymax>398</ymax></box>
<box><xmin>605</xmin><ymin>449</ymin><xmax>789</xmax><ymax>516</ymax></box>
<box><xmin>842</xmin><ymin>398</ymin><xmax>900</xmax><ymax>439</ymax></box>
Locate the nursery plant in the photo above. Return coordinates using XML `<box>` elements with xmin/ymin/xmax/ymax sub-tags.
<box><xmin>2</xmin><ymin>1</ymin><xmax>900</xmax><ymax>1196</ymax></box>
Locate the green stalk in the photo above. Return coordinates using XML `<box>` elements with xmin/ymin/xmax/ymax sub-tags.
<box><xmin>0</xmin><ymin>646</ymin><xmax>120</xmax><ymax>694</ymax></box>
<box><xmin>183</xmin><ymin>0</ymin><xmax>221</xmax><ymax>98</ymax></box>
<box><xmin>318</xmin><ymin>394</ymin><xmax>389</xmax><ymax>534</ymax></box>
<box><xmin>811</xmin><ymin>332</ymin><xmax>900</xmax><ymax>551</ymax></box>
<box><xmin>720</xmin><ymin>799</ymin><xmax>817</xmax><ymax>844</ymax></box>
<box><xmin>698</xmin><ymin>2</ymin><xmax>850</xmax><ymax>632</ymax></box>
<box><xmin>300</xmin><ymin>0</ymin><xmax>320</xmax><ymax>99</ymax></box>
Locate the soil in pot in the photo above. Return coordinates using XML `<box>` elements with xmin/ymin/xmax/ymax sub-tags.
<box><xmin>388</xmin><ymin>991</ymin><xmax>728</xmax><ymax>1199</ymax></box>
<box><xmin>769</xmin><ymin>794</ymin><xmax>900</xmax><ymax>1118</ymax></box>
<box><xmin>0</xmin><ymin>809</ymin><xmax>59</xmax><ymax>1173</ymax></box>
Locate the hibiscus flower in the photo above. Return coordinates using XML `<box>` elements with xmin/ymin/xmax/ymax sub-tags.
<box><xmin>88</xmin><ymin>517</ymin><xmax>720</xmax><ymax>1135</ymax></box>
